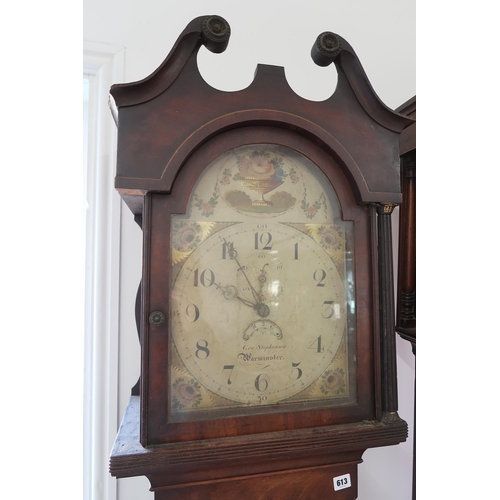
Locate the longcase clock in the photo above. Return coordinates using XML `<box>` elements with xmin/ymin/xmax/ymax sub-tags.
<box><xmin>108</xmin><ymin>15</ymin><xmax>415</xmax><ymax>499</ymax></box>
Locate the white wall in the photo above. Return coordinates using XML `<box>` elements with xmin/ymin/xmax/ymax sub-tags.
<box><xmin>83</xmin><ymin>2</ymin><xmax>415</xmax><ymax>499</ymax></box>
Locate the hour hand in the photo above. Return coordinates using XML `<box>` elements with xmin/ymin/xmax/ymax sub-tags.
<box><xmin>215</xmin><ymin>283</ymin><xmax>255</xmax><ymax>307</ymax></box>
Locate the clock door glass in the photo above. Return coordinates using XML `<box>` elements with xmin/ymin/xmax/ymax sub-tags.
<box><xmin>169</xmin><ymin>145</ymin><xmax>356</xmax><ymax>421</ymax></box>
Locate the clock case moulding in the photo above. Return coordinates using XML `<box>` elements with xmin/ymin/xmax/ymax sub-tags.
<box><xmin>108</xmin><ymin>14</ymin><xmax>414</xmax><ymax>499</ymax></box>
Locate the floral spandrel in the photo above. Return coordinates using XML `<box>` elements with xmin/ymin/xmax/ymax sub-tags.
<box><xmin>171</xmin><ymin>220</ymin><xmax>216</xmax><ymax>265</ymax></box>
<box><xmin>172</xmin><ymin>220</ymin><xmax>202</xmax><ymax>251</ymax></box>
<box><xmin>319</xmin><ymin>368</ymin><xmax>346</xmax><ymax>396</ymax></box>
<box><xmin>316</xmin><ymin>225</ymin><xmax>343</xmax><ymax>252</ymax></box>
<box><xmin>171</xmin><ymin>377</ymin><xmax>203</xmax><ymax>410</ymax></box>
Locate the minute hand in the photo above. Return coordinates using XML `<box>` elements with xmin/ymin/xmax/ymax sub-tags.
<box><xmin>233</xmin><ymin>255</ymin><xmax>262</xmax><ymax>304</ymax></box>
<box><xmin>233</xmin><ymin>256</ymin><xmax>270</xmax><ymax>318</ymax></box>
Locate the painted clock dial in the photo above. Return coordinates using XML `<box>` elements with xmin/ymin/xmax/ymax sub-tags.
<box><xmin>169</xmin><ymin>144</ymin><xmax>356</xmax><ymax>421</ymax></box>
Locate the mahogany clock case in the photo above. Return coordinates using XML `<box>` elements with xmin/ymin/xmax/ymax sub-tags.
<box><xmin>108</xmin><ymin>15</ymin><xmax>413</xmax><ymax>497</ymax></box>
<box><xmin>143</xmin><ymin>126</ymin><xmax>377</xmax><ymax>445</ymax></box>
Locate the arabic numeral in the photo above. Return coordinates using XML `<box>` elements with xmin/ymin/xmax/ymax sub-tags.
<box><xmin>195</xmin><ymin>340</ymin><xmax>210</xmax><ymax>359</ymax></box>
<box><xmin>313</xmin><ymin>269</ymin><xmax>326</xmax><ymax>287</ymax></box>
<box><xmin>308</xmin><ymin>335</ymin><xmax>324</xmax><ymax>353</ymax></box>
<box><xmin>185</xmin><ymin>303</ymin><xmax>200</xmax><ymax>322</ymax></box>
<box><xmin>222</xmin><ymin>365</ymin><xmax>234</xmax><ymax>385</ymax></box>
<box><xmin>254</xmin><ymin>232</ymin><xmax>272</xmax><ymax>250</ymax></box>
<box><xmin>255</xmin><ymin>373</ymin><xmax>269</xmax><ymax>392</ymax></box>
<box><xmin>322</xmin><ymin>301</ymin><xmax>336</xmax><ymax>319</ymax></box>
<box><xmin>193</xmin><ymin>268</ymin><xmax>215</xmax><ymax>287</ymax></box>
<box><xmin>290</xmin><ymin>361</ymin><xmax>302</xmax><ymax>380</ymax></box>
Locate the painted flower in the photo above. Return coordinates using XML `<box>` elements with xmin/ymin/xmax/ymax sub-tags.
<box><xmin>287</xmin><ymin>167</ymin><xmax>299</xmax><ymax>184</ymax></box>
<box><xmin>301</xmin><ymin>193</ymin><xmax>323</xmax><ymax>219</ymax></box>
<box><xmin>172</xmin><ymin>222</ymin><xmax>200</xmax><ymax>250</ymax></box>
<box><xmin>172</xmin><ymin>377</ymin><xmax>203</xmax><ymax>409</ymax></box>
<box><xmin>320</xmin><ymin>368</ymin><xmax>345</xmax><ymax>395</ymax></box>
<box><xmin>318</xmin><ymin>226</ymin><xmax>340</xmax><ymax>250</ymax></box>
<box><xmin>219</xmin><ymin>168</ymin><xmax>232</xmax><ymax>186</ymax></box>
<box><xmin>202</xmin><ymin>202</ymin><xmax>213</xmax><ymax>214</ymax></box>
<box><xmin>219</xmin><ymin>174</ymin><xmax>231</xmax><ymax>186</ymax></box>
<box><xmin>193</xmin><ymin>192</ymin><xmax>219</xmax><ymax>217</ymax></box>
<box><xmin>238</xmin><ymin>156</ymin><xmax>275</xmax><ymax>179</ymax></box>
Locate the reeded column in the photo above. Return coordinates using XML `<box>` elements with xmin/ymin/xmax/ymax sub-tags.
<box><xmin>375</xmin><ymin>203</ymin><xmax>399</xmax><ymax>414</ymax></box>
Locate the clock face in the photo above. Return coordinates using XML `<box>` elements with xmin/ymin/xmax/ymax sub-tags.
<box><xmin>169</xmin><ymin>145</ymin><xmax>356</xmax><ymax>421</ymax></box>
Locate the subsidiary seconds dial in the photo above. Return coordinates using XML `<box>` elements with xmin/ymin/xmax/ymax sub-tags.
<box><xmin>170</xmin><ymin>222</ymin><xmax>347</xmax><ymax>405</ymax></box>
